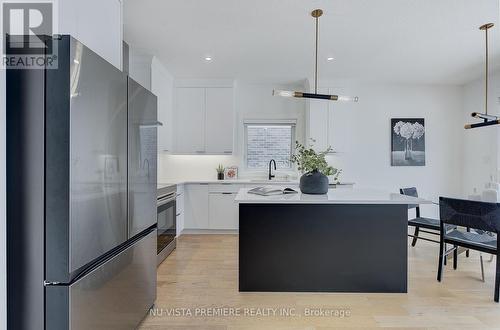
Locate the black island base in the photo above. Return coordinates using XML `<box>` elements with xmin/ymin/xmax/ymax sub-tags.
<box><xmin>238</xmin><ymin>203</ymin><xmax>408</xmax><ymax>293</ymax></box>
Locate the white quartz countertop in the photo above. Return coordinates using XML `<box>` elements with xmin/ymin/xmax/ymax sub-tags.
<box><xmin>162</xmin><ymin>179</ymin><xmax>355</xmax><ymax>186</ymax></box>
<box><xmin>235</xmin><ymin>188</ymin><xmax>431</xmax><ymax>204</ymax></box>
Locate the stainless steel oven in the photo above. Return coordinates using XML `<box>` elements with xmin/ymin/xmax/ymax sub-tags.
<box><xmin>157</xmin><ymin>184</ymin><xmax>177</xmax><ymax>265</ymax></box>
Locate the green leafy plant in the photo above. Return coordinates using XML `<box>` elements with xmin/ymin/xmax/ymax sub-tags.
<box><xmin>216</xmin><ymin>164</ymin><xmax>225</xmax><ymax>174</ymax></box>
<box><xmin>291</xmin><ymin>140</ymin><xmax>342</xmax><ymax>181</ymax></box>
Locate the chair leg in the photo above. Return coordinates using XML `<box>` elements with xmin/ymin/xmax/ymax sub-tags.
<box><xmin>480</xmin><ymin>254</ymin><xmax>485</xmax><ymax>282</ymax></box>
<box><xmin>411</xmin><ymin>226</ymin><xmax>419</xmax><ymax>247</ymax></box>
<box><xmin>437</xmin><ymin>239</ymin><xmax>444</xmax><ymax>282</ymax></box>
<box><xmin>453</xmin><ymin>245</ymin><xmax>458</xmax><ymax>270</ymax></box>
<box><xmin>495</xmin><ymin>252</ymin><xmax>499</xmax><ymax>303</ymax></box>
<box><xmin>444</xmin><ymin>243</ymin><xmax>447</xmax><ymax>266</ymax></box>
<box><xmin>466</xmin><ymin>227</ymin><xmax>470</xmax><ymax>258</ymax></box>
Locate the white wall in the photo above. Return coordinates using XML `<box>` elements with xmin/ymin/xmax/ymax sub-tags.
<box><xmin>0</xmin><ymin>67</ymin><xmax>6</xmax><ymax>330</ymax></box>
<box><xmin>461</xmin><ymin>72</ymin><xmax>500</xmax><ymax>197</ymax></box>
<box><xmin>322</xmin><ymin>83</ymin><xmax>463</xmax><ymax>216</ymax></box>
<box><xmin>157</xmin><ymin>81</ymin><xmax>306</xmax><ymax>182</ymax></box>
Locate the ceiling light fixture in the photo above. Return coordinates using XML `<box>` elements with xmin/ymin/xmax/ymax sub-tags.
<box><xmin>465</xmin><ymin>23</ymin><xmax>500</xmax><ymax>129</ymax></box>
<box><xmin>327</xmin><ymin>57</ymin><xmax>334</xmax><ymax>61</ymax></box>
<box><xmin>204</xmin><ymin>56</ymin><xmax>212</xmax><ymax>61</ymax></box>
<box><xmin>273</xmin><ymin>9</ymin><xmax>358</xmax><ymax>102</ymax></box>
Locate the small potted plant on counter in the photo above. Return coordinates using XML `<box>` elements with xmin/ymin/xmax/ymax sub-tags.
<box><xmin>216</xmin><ymin>164</ymin><xmax>225</xmax><ymax>180</ymax></box>
<box><xmin>291</xmin><ymin>140</ymin><xmax>341</xmax><ymax>194</ymax></box>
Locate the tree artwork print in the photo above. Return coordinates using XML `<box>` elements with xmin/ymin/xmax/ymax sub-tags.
<box><xmin>391</xmin><ymin>118</ymin><xmax>425</xmax><ymax>166</ymax></box>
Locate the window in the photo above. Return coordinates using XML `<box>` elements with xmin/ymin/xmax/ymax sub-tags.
<box><xmin>244</xmin><ymin>121</ymin><xmax>296</xmax><ymax>170</ymax></box>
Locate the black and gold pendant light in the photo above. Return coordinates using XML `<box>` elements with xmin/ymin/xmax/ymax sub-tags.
<box><xmin>465</xmin><ymin>23</ymin><xmax>500</xmax><ymax>129</ymax></box>
<box><xmin>273</xmin><ymin>9</ymin><xmax>359</xmax><ymax>102</ymax></box>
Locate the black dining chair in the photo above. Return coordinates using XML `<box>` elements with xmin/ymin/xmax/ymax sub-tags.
<box><xmin>400</xmin><ymin>187</ymin><xmax>441</xmax><ymax>246</ymax></box>
<box><xmin>437</xmin><ymin>197</ymin><xmax>499</xmax><ymax>302</ymax></box>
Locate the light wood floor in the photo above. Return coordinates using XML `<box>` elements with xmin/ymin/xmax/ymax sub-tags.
<box><xmin>139</xmin><ymin>234</ymin><xmax>500</xmax><ymax>329</ymax></box>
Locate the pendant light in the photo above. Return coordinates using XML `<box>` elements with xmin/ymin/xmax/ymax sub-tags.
<box><xmin>465</xmin><ymin>23</ymin><xmax>500</xmax><ymax>129</ymax></box>
<box><xmin>273</xmin><ymin>9</ymin><xmax>359</xmax><ymax>102</ymax></box>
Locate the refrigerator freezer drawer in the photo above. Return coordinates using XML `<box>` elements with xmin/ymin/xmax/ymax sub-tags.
<box><xmin>46</xmin><ymin>229</ymin><xmax>157</xmax><ymax>330</ymax></box>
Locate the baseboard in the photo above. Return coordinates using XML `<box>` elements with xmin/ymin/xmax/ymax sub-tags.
<box><xmin>180</xmin><ymin>229</ymin><xmax>239</xmax><ymax>235</ymax></box>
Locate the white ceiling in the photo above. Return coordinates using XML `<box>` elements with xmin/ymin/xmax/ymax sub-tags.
<box><xmin>124</xmin><ymin>0</ymin><xmax>500</xmax><ymax>85</ymax></box>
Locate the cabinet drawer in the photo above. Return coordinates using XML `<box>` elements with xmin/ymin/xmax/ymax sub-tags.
<box><xmin>208</xmin><ymin>183</ymin><xmax>244</xmax><ymax>193</ymax></box>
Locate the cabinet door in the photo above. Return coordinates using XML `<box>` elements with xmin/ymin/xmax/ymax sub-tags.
<box><xmin>174</xmin><ymin>88</ymin><xmax>206</xmax><ymax>153</ymax></box>
<box><xmin>208</xmin><ymin>193</ymin><xmax>238</xmax><ymax>230</ymax></box>
<box><xmin>184</xmin><ymin>184</ymin><xmax>209</xmax><ymax>229</ymax></box>
<box><xmin>175</xmin><ymin>186</ymin><xmax>184</xmax><ymax>236</ymax></box>
<box><xmin>307</xmin><ymin>88</ymin><xmax>329</xmax><ymax>152</ymax></box>
<box><xmin>152</xmin><ymin>58</ymin><xmax>174</xmax><ymax>153</ymax></box>
<box><xmin>328</xmin><ymin>87</ymin><xmax>354</xmax><ymax>153</ymax></box>
<box><xmin>205</xmin><ymin>88</ymin><xmax>234</xmax><ymax>154</ymax></box>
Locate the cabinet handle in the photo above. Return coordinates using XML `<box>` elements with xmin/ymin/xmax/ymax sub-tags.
<box><xmin>195</xmin><ymin>151</ymin><xmax>205</xmax><ymax>154</ymax></box>
<box><xmin>223</xmin><ymin>151</ymin><xmax>232</xmax><ymax>154</ymax></box>
<box><xmin>199</xmin><ymin>183</ymin><xmax>209</xmax><ymax>185</ymax></box>
<box><xmin>222</xmin><ymin>192</ymin><xmax>233</xmax><ymax>195</ymax></box>
<box><xmin>176</xmin><ymin>213</ymin><xmax>181</xmax><ymax>216</ymax></box>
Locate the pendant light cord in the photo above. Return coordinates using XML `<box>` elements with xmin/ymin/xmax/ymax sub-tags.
<box><xmin>485</xmin><ymin>26</ymin><xmax>489</xmax><ymax>115</ymax></box>
<box><xmin>314</xmin><ymin>15</ymin><xmax>319</xmax><ymax>94</ymax></box>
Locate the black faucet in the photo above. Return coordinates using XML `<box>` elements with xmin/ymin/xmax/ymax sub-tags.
<box><xmin>268</xmin><ymin>159</ymin><xmax>276</xmax><ymax>180</ymax></box>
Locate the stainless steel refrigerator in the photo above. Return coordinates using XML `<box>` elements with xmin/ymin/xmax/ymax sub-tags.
<box><xmin>7</xmin><ymin>36</ymin><xmax>158</xmax><ymax>330</ymax></box>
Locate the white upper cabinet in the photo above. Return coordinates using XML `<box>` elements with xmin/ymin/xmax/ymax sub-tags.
<box><xmin>327</xmin><ymin>87</ymin><xmax>353</xmax><ymax>153</ymax></box>
<box><xmin>306</xmin><ymin>87</ymin><xmax>329</xmax><ymax>152</ymax></box>
<box><xmin>306</xmin><ymin>87</ymin><xmax>354</xmax><ymax>153</ymax></box>
<box><xmin>175</xmin><ymin>88</ymin><xmax>206</xmax><ymax>153</ymax></box>
<box><xmin>174</xmin><ymin>84</ymin><xmax>234</xmax><ymax>154</ymax></box>
<box><xmin>205</xmin><ymin>88</ymin><xmax>234</xmax><ymax>154</ymax></box>
<box><xmin>151</xmin><ymin>57</ymin><xmax>174</xmax><ymax>153</ymax></box>
<box><xmin>59</xmin><ymin>0</ymin><xmax>123</xmax><ymax>70</ymax></box>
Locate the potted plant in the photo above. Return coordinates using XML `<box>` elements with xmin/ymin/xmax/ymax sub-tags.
<box><xmin>291</xmin><ymin>140</ymin><xmax>341</xmax><ymax>194</ymax></box>
<box><xmin>216</xmin><ymin>164</ymin><xmax>225</xmax><ymax>180</ymax></box>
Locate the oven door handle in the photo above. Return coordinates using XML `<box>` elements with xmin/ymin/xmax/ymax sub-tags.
<box><xmin>157</xmin><ymin>194</ymin><xmax>176</xmax><ymax>207</ymax></box>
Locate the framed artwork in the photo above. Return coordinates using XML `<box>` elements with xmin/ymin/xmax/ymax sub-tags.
<box><xmin>391</xmin><ymin>118</ymin><xmax>425</xmax><ymax>166</ymax></box>
<box><xmin>224</xmin><ymin>166</ymin><xmax>238</xmax><ymax>180</ymax></box>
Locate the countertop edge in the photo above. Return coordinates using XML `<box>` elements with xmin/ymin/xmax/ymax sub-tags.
<box><xmin>234</xmin><ymin>188</ymin><xmax>432</xmax><ymax>205</ymax></box>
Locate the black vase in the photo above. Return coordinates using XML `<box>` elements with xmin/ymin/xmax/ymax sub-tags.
<box><xmin>217</xmin><ymin>172</ymin><xmax>224</xmax><ymax>180</ymax></box>
<box><xmin>299</xmin><ymin>170</ymin><xmax>329</xmax><ymax>194</ymax></box>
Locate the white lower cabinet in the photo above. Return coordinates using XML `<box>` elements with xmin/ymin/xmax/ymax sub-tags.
<box><xmin>208</xmin><ymin>193</ymin><xmax>238</xmax><ymax>230</ymax></box>
<box><xmin>182</xmin><ymin>183</ymin><xmax>240</xmax><ymax>232</ymax></box>
<box><xmin>183</xmin><ymin>184</ymin><xmax>209</xmax><ymax>229</ymax></box>
<box><xmin>175</xmin><ymin>185</ymin><xmax>184</xmax><ymax>236</ymax></box>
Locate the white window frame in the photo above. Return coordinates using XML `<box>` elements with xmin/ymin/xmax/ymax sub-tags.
<box><xmin>243</xmin><ymin>119</ymin><xmax>297</xmax><ymax>172</ymax></box>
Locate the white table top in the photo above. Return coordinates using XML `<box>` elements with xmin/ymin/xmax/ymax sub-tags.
<box><xmin>235</xmin><ymin>188</ymin><xmax>431</xmax><ymax>205</ymax></box>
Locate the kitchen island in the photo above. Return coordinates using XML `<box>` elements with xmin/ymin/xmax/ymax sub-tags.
<box><xmin>235</xmin><ymin>188</ymin><xmax>430</xmax><ymax>293</ymax></box>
